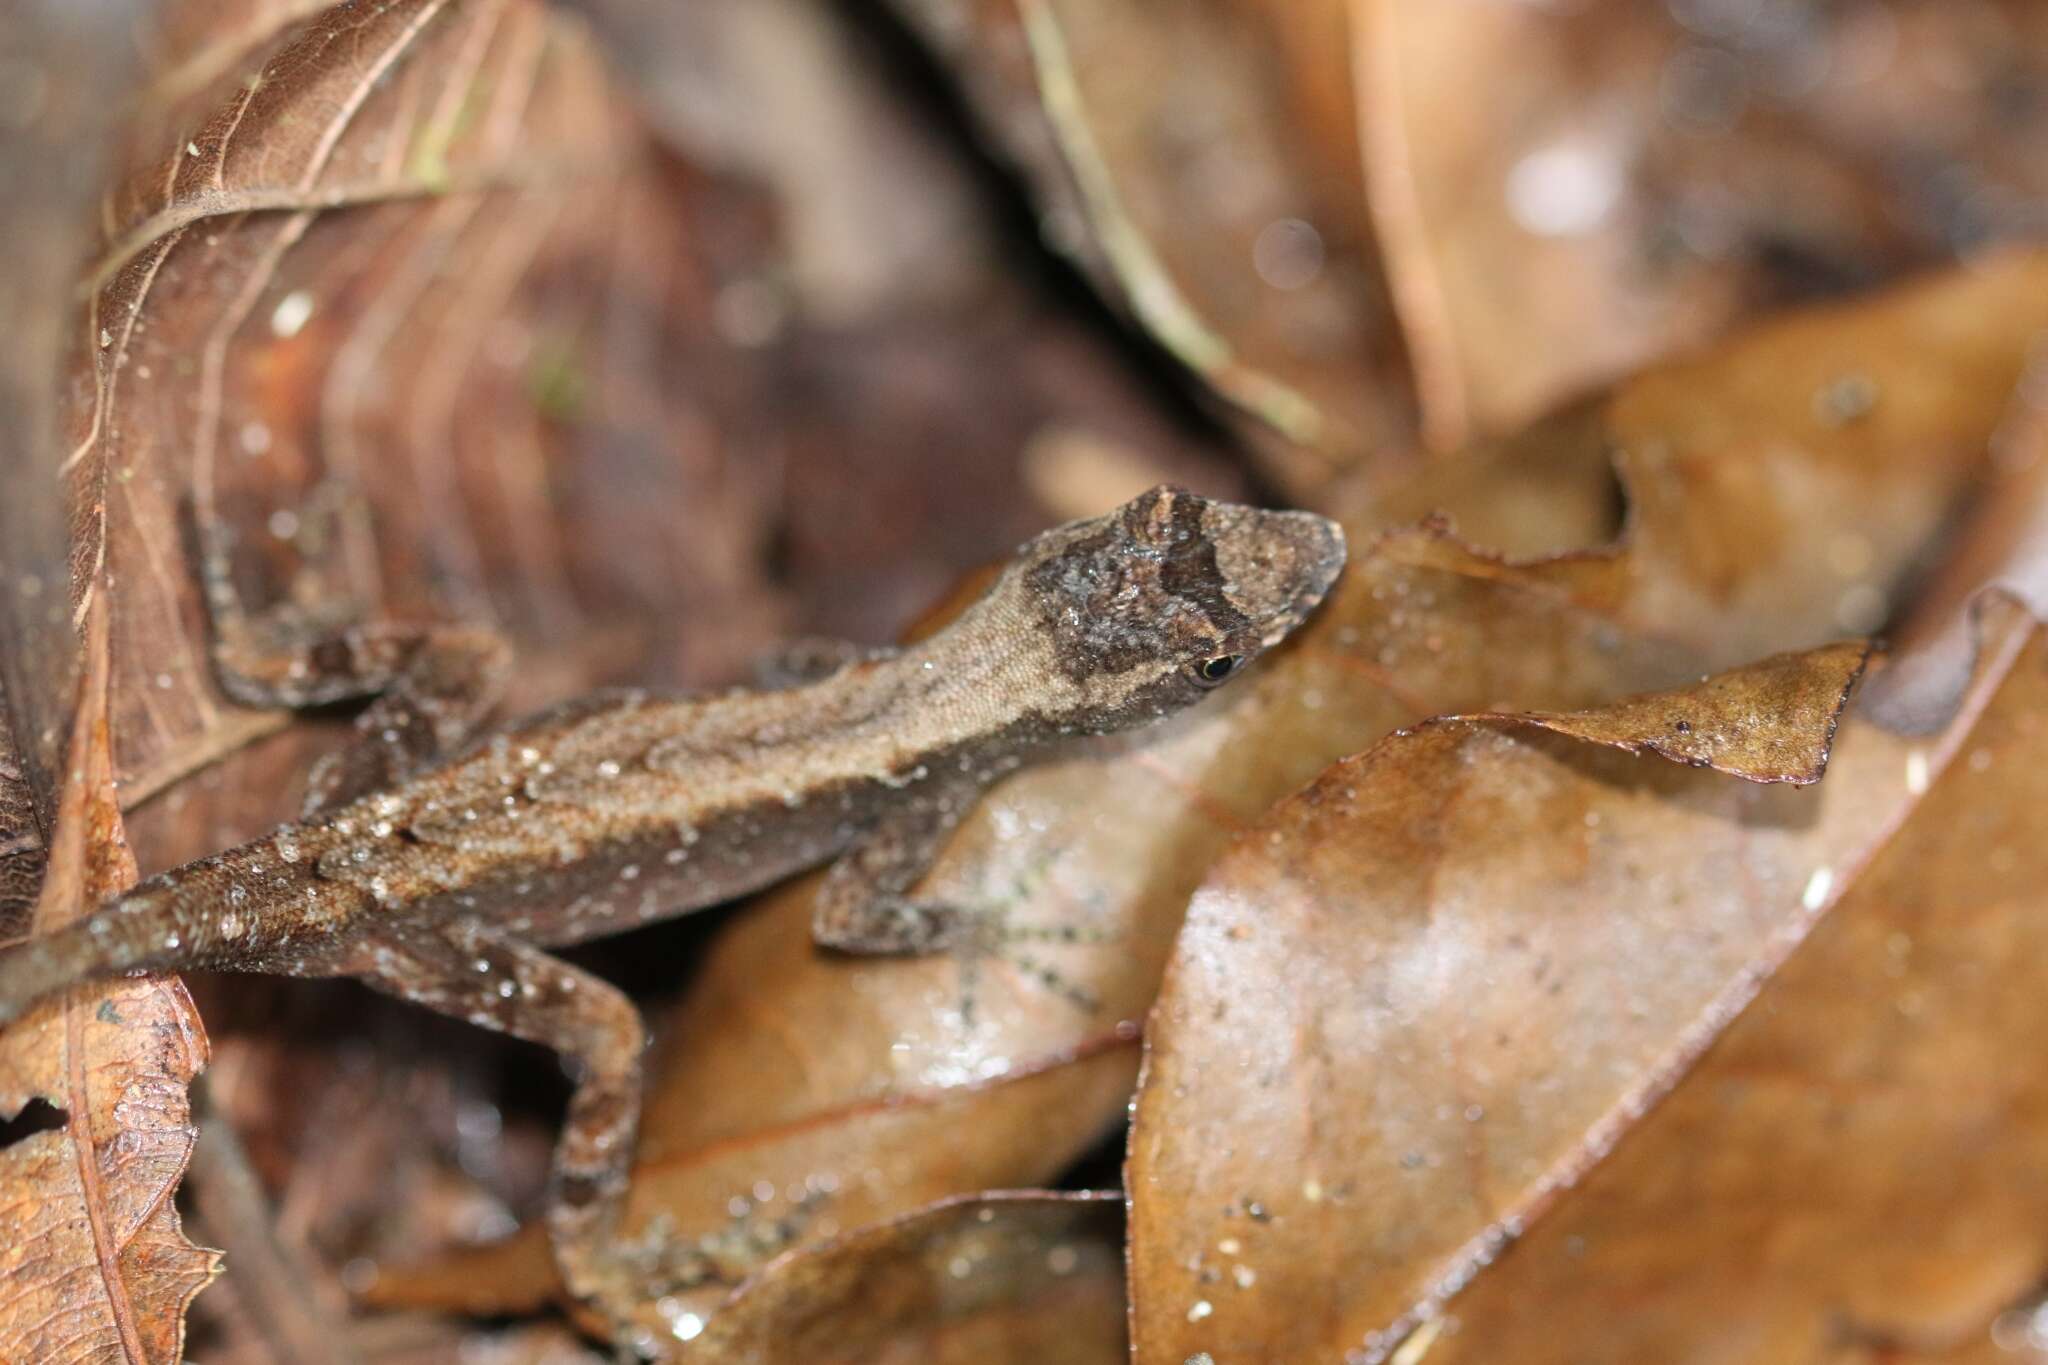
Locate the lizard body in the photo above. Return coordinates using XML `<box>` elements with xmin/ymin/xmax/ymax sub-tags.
<box><xmin>0</xmin><ymin>485</ymin><xmax>1343</xmax><ymax>1354</ymax></box>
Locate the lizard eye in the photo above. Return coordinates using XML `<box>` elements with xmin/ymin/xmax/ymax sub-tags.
<box><xmin>1192</xmin><ymin>654</ymin><xmax>1243</xmax><ymax>687</ymax></box>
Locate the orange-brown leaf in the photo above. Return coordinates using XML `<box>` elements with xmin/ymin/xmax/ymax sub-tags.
<box><xmin>1127</xmin><ymin>597</ymin><xmax>2040</xmax><ymax>1363</ymax></box>
<box><xmin>1419</xmin><ymin>594</ymin><xmax>2048</xmax><ymax>1361</ymax></box>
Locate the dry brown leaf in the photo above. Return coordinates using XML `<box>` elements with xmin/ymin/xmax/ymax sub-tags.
<box><xmin>1508</xmin><ymin>643</ymin><xmax>1868</xmax><ymax>782</ymax></box>
<box><xmin>1360</xmin><ymin>250</ymin><xmax>2048</xmax><ymax>666</ymax></box>
<box><xmin>0</xmin><ymin>601</ymin><xmax>218</xmax><ymax>1362</ymax></box>
<box><xmin>1127</xmin><ymin>596</ymin><xmax>2041</xmax><ymax>1363</ymax></box>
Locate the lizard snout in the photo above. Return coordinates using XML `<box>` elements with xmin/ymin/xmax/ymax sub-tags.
<box><xmin>1211</xmin><ymin>506</ymin><xmax>1348</xmax><ymax>645</ymax></box>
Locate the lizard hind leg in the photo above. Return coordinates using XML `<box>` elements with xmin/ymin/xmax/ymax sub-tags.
<box><xmin>342</xmin><ymin>921</ymin><xmax>675</xmax><ymax>1357</ymax></box>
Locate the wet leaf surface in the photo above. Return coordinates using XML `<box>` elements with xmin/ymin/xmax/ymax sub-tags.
<box><xmin>1128</xmin><ymin>596</ymin><xmax>2044</xmax><ymax>1362</ymax></box>
<box><xmin>1411</xmin><ymin>597</ymin><xmax>2048</xmax><ymax>1357</ymax></box>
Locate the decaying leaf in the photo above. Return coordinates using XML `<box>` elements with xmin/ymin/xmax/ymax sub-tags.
<box><xmin>1127</xmin><ymin>597</ymin><xmax>2043</xmax><ymax>1363</ymax></box>
<box><xmin>0</xmin><ymin>601</ymin><xmax>218</xmax><ymax>1363</ymax></box>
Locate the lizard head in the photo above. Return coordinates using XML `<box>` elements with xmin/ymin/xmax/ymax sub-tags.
<box><xmin>1011</xmin><ymin>485</ymin><xmax>1346</xmax><ymax>732</ymax></box>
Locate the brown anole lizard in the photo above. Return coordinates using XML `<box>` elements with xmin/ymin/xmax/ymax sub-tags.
<box><xmin>0</xmin><ymin>485</ymin><xmax>1343</xmax><ymax>1354</ymax></box>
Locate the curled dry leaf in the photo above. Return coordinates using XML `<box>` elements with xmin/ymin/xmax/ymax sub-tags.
<box><xmin>1127</xmin><ymin>597</ymin><xmax>2042</xmax><ymax>1363</ymax></box>
<box><xmin>0</xmin><ymin>601</ymin><xmax>218</xmax><ymax>1363</ymax></box>
<box><xmin>688</xmin><ymin>1191</ymin><xmax>1125</xmax><ymax>1365</ymax></box>
<box><xmin>1509</xmin><ymin>643</ymin><xmax>1869</xmax><ymax>783</ymax></box>
<box><xmin>389</xmin><ymin>254</ymin><xmax>2048</xmax><ymax>1326</ymax></box>
<box><xmin>1358</xmin><ymin>249</ymin><xmax>2048</xmax><ymax>667</ymax></box>
<box><xmin>897</xmin><ymin>0</ymin><xmax>2048</xmax><ymax>482</ymax></box>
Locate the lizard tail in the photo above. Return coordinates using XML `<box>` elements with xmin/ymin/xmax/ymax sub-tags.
<box><xmin>0</xmin><ymin>882</ymin><xmax>202</xmax><ymax>1026</ymax></box>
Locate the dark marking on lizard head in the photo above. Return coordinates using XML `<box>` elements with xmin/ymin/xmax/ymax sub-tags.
<box><xmin>1015</xmin><ymin>485</ymin><xmax>1345</xmax><ymax>730</ymax></box>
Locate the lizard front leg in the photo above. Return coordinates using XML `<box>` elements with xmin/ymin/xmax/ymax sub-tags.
<box><xmin>811</xmin><ymin>773</ymin><xmax>982</xmax><ymax>954</ymax></box>
<box><xmin>812</xmin><ymin>776</ymin><xmax>1113</xmax><ymax>1024</ymax></box>
<box><xmin>343</xmin><ymin>920</ymin><xmax>662</xmax><ymax>1354</ymax></box>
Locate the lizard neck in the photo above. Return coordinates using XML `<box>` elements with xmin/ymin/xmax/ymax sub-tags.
<box><xmin>835</xmin><ymin>574</ymin><xmax>1078</xmax><ymax>771</ymax></box>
